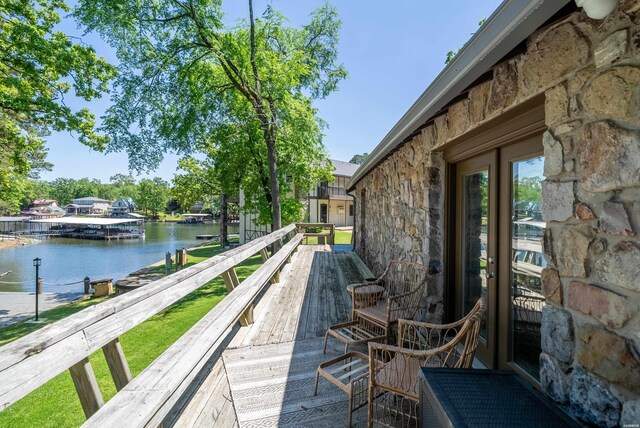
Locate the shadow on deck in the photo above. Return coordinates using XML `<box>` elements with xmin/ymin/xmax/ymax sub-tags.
<box><xmin>172</xmin><ymin>245</ymin><xmax>373</xmax><ymax>428</ymax></box>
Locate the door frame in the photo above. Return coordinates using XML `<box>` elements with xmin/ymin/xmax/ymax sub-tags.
<box><xmin>453</xmin><ymin>151</ymin><xmax>498</xmax><ymax>366</ymax></box>
<box><xmin>443</xmin><ymin>98</ymin><xmax>546</xmax><ymax>371</ymax></box>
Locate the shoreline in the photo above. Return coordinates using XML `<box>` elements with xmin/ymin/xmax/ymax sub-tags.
<box><xmin>0</xmin><ymin>237</ymin><xmax>37</xmax><ymax>250</ymax></box>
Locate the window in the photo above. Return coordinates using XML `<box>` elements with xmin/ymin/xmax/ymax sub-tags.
<box><xmin>349</xmin><ymin>205</ymin><xmax>354</xmax><ymax>216</ymax></box>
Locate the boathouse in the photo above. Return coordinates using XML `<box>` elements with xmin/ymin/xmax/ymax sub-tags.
<box><xmin>348</xmin><ymin>0</ymin><xmax>640</xmax><ymax>425</ymax></box>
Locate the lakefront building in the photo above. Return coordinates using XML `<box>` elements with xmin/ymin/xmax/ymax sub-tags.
<box><xmin>308</xmin><ymin>159</ymin><xmax>359</xmax><ymax>227</ymax></box>
<box><xmin>348</xmin><ymin>1</ymin><xmax>640</xmax><ymax>426</ymax></box>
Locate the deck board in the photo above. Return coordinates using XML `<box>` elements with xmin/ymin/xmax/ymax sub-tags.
<box><xmin>170</xmin><ymin>245</ymin><xmax>372</xmax><ymax>427</ymax></box>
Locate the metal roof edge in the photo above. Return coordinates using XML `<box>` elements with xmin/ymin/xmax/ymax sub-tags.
<box><xmin>347</xmin><ymin>0</ymin><xmax>571</xmax><ymax>191</ymax></box>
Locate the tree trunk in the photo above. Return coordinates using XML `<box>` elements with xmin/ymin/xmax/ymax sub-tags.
<box><xmin>221</xmin><ymin>193</ymin><xmax>229</xmax><ymax>248</ymax></box>
<box><xmin>265</xmin><ymin>134</ymin><xmax>281</xmax><ymax>231</ymax></box>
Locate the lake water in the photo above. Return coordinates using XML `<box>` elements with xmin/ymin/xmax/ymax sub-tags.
<box><xmin>0</xmin><ymin>223</ymin><xmax>230</xmax><ymax>294</ymax></box>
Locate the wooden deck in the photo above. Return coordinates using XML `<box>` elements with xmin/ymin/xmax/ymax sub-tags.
<box><xmin>170</xmin><ymin>245</ymin><xmax>374</xmax><ymax>427</ymax></box>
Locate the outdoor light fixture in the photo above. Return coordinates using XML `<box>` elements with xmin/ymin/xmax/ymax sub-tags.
<box><xmin>575</xmin><ymin>0</ymin><xmax>618</xmax><ymax>19</ymax></box>
<box><xmin>33</xmin><ymin>257</ymin><xmax>41</xmax><ymax>321</ymax></box>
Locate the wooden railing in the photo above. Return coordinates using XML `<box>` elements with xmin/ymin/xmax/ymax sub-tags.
<box><xmin>0</xmin><ymin>224</ymin><xmax>303</xmax><ymax>425</ymax></box>
<box><xmin>296</xmin><ymin>222</ymin><xmax>335</xmax><ymax>245</ymax></box>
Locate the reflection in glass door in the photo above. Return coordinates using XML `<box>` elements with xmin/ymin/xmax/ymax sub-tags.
<box><xmin>455</xmin><ymin>152</ymin><xmax>496</xmax><ymax>365</ymax></box>
<box><xmin>510</xmin><ymin>155</ymin><xmax>545</xmax><ymax>379</ymax></box>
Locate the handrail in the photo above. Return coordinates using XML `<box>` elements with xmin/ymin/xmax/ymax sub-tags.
<box><xmin>83</xmin><ymin>232</ymin><xmax>304</xmax><ymax>427</ymax></box>
<box><xmin>0</xmin><ymin>224</ymin><xmax>297</xmax><ymax>413</ymax></box>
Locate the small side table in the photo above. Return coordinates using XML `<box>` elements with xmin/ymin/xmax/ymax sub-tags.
<box><xmin>314</xmin><ymin>351</ymin><xmax>370</xmax><ymax>427</ymax></box>
<box><xmin>419</xmin><ymin>368</ymin><xmax>580</xmax><ymax>427</ymax></box>
<box><xmin>347</xmin><ymin>283</ymin><xmax>385</xmax><ymax>308</ymax></box>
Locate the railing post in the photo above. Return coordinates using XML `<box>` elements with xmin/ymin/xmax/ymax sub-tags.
<box><xmin>260</xmin><ymin>248</ymin><xmax>279</xmax><ymax>284</ymax></box>
<box><xmin>69</xmin><ymin>357</ymin><xmax>104</xmax><ymax>419</ymax></box>
<box><xmin>102</xmin><ymin>338</ymin><xmax>132</xmax><ymax>391</ymax></box>
<box><xmin>221</xmin><ymin>268</ymin><xmax>253</xmax><ymax>326</ymax></box>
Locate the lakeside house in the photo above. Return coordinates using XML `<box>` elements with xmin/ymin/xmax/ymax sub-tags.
<box><xmin>21</xmin><ymin>199</ymin><xmax>65</xmax><ymax>219</ymax></box>
<box><xmin>346</xmin><ymin>1</ymin><xmax>640</xmax><ymax>425</ymax></box>
<box><xmin>109</xmin><ymin>197</ymin><xmax>137</xmax><ymax>217</ymax></box>
<box><xmin>65</xmin><ymin>197</ymin><xmax>111</xmax><ymax>215</ymax></box>
<box><xmin>307</xmin><ymin>159</ymin><xmax>359</xmax><ymax>227</ymax></box>
<box><xmin>239</xmin><ymin>159</ymin><xmax>359</xmax><ymax>244</ymax></box>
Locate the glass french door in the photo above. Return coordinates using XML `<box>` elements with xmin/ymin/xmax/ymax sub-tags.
<box><xmin>454</xmin><ymin>137</ymin><xmax>544</xmax><ymax>380</ymax></box>
<box><xmin>454</xmin><ymin>151</ymin><xmax>497</xmax><ymax>365</ymax></box>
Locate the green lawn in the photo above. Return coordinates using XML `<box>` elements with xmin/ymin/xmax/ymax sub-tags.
<box><xmin>303</xmin><ymin>229</ymin><xmax>352</xmax><ymax>245</ymax></box>
<box><xmin>0</xmin><ymin>241</ymin><xmax>260</xmax><ymax>428</ymax></box>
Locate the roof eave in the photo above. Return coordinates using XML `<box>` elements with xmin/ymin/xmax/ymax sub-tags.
<box><xmin>346</xmin><ymin>0</ymin><xmax>571</xmax><ymax>192</ymax></box>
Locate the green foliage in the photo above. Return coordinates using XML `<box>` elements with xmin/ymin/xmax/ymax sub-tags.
<box><xmin>349</xmin><ymin>153</ymin><xmax>368</xmax><ymax>164</ymax></box>
<box><xmin>444</xmin><ymin>18</ymin><xmax>487</xmax><ymax>65</ymax></box>
<box><xmin>171</xmin><ymin>157</ymin><xmax>219</xmax><ymax>214</ymax></box>
<box><xmin>136</xmin><ymin>178</ymin><xmax>169</xmax><ymax>217</ymax></box>
<box><xmin>0</xmin><ymin>0</ymin><xmax>115</xmax><ymax>210</ymax></box>
<box><xmin>74</xmin><ymin>0</ymin><xmax>346</xmax><ymax>228</ymax></box>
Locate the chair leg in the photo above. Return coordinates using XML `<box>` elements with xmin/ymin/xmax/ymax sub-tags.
<box><xmin>348</xmin><ymin>390</ymin><xmax>353</xmax><ymax>428</ymax></box>
<box><xmin>314</xmin><ymin>369</ymin><xmax>320</xmax><ymax>396</ymax></box>
<box><xmin>323</xmin><ymin>331</ymin><xmax>330</xmax><ymax>354</ymax></box>
<box><xmin>368</xmin><ymin>384</ymin><xmax>374</xmax><ymax>428</ymax></box>
<box><xmin>344</xmin><ymin>342</ymin><xmax>349</xmax><ymax>354</ymax></box>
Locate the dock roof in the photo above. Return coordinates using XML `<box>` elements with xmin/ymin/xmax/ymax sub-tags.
<box><xmin>29</xmin><ymin>217</ymin><xmax>140</xmax><ymax>226</ymax></box>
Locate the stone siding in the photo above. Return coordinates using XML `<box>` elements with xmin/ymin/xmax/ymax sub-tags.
<box><xmin>354</xmin><ymin>2</ymin><xmax>640</xmax><ymax>425</ymax></box>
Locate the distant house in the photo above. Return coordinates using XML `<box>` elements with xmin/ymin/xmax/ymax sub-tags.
<box><xmin>308</xmin><ymin>159</ymin><xmax>359</xmax><ymax>227</ymax></box>
<box><xmin>22</xmin><ymin>199</ymin><xmax>65</xmax><ymax>219</ymax></box>
<box><xmin>22</xmin><ymin>199</ymin><xmax>65</xmax><ymax>218</ymax></box>
<box><xmin>110</xmin><ymin>198</ymin><xmax>137</xmax><ymax>217</ymax></box>
<box><xmin>239</xmin><ymin>159</ymin><xmax>359</xmax><ymax>244</ymax></box>
<box><xmin>65</xmin><ymin>197</ymin><xmax>111</xmax><ymax>215</ymax></box>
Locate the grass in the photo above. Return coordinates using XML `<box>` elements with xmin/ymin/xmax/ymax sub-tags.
<box><xmin>303</xmin><ymin>229</ymin><xmax>352</xmax><ymax>245</ymax></box>
<box><xmin>0</xmin><ymin>241</ymin><xmax>260</xmax><ymax>428</ymax></box>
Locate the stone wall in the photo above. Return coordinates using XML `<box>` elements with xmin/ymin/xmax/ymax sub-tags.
<box><xmin>354</xmin><ymin>2</ymin><xmax>639</xmax><ymax>425</ymax></box>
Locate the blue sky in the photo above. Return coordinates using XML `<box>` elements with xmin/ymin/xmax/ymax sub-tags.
<box><xmin>42</xmin><ymin>0</ymin><xmax>504</xmax><ymax>182</ymax></box>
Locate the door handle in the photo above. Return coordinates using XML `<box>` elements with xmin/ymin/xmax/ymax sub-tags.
<box><xmin>485</xmin><ymin>271</ymin><xmax>494</xmax><ymax>279</ymax></box>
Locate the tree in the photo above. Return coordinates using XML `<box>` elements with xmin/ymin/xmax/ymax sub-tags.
<box><xmin>349</xmin><ymin>153</ymin><xmax>369</xmax><ymax>164</ymax></box>
<box><xmin>445</xmin><ymin>18</ymin><xmax>487</xmax><ymax>64</ymax></box>
<box><xmin>75</xmin><ymin>0</ymin><xmax>346</xmax><ymax>230</ymax></box>
<box><xmin>171</xmin><ymin>157</ymin><xmax>219</xmax><ymax>214</ymax></box>
<box><xmin>136</xmin><ymin>178</ymin><xmax>169</xmax><ymax>218</ymax></box>
<box><xmin>0</xmin><ymin>0</ymin><xmax>115</xmax><ymax>208</ymax></box>
<box><xmin>109</xmin><ymin>174</ymin><xmax>138</xmax><ymax>200</ymax></box>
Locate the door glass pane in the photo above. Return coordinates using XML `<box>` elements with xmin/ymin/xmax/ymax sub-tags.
<box><xmin>461</xmin><ymin>170</ymin><xmax>488</xmax><ymax>340</ymax></box>
<box><xmin>511</xmin><ymin>156</ymin><xmax>545</xmax><ymax>378</ymax></box>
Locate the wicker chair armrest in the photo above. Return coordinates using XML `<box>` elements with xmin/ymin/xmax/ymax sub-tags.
<box><xmin>398</xmin><ymin>317</ymin><xmax>467</xmax><ymax>332</ymax></box>
<box><xmin>350</xmin><ymin>280</ymin><xmax>382</xmax><ymax>291</ymax></box>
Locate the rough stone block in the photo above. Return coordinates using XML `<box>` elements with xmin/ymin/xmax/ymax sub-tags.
<box><xmin>540</xmin><ymin>353</ymin><xmax>571</xmax><ymax>403</ymax></box>
<box><xmin>433</xmin><ymin>113</ymin><xmax>450</xmax><ymax>144</ymax></box>
<box><xmin>543</xmin><ymin>131</ymin><xmax>564</xmax><ymax>177</ymax></box>
<box><xmin>594</xmin><ymin>240</ymin><xmax>640</xmax><ymax>292</ymax></box>
<box><xmin>621</xmin><ymin>0</ymin><xmax>640</xmax><ymax>15</ymax></box>
<box><xmin>447</xmin><ymin>99</ymin><xmax>470</xmax><ymax>139</ymax></box>
<box><xmin>468</xmin><ymin>81</ymin><xmax>490</xmax><ymax>125</ymax></box>
<box><xmin>541</xmin><ymin>305</ymin><xmax>574</xmax><ymax>363</ymax></box>
<box><xmin>595</xmin><ymin>30</ymin><xmax>628</xmax><ymax>68</ymax></box>
<box><xmin>599</xmin><ymin>200</ymin><xmax>635</xmax><ymax>236</ymax></box>
<box><xmin>543</xmin><ymin>227</ymin><xmax>555</xmax><ymax>265</ymax></box>
<box><xmin>554</xmin><ymin>121</ymin><xmax>580</xmax><ymax>135</ymax></box>
<box><xmin>545</xmin><ymin>85</ymin><xmax>569</xmax><ymax>127</ymax></box>
<box><xmin>541</xmin><ymin>268</ymin><xmax>563</xmax><ymax>305</ymax></box>
<box><xmin>542</xmin><ymin>181</ymin><xmax>574</xmax><ymax>221</ymax></box>
<box><xmin>521</xmin><ymin>23</ymin><xmax>590</xmax><ymax>95</ymax></box>
<box><xmin>576</xmin><ymin>324</ymin><xmax>640</xmax><ymax>394</ymax></box>
<box><xmin>568</xmin><ymin>281</ymin><xmax>636</xmax><ymax>328</ymax></box>
<box><xmin>621</xmin><ymin>400</ymin><xmax>640</xmax><ymax>427</ymax></box>
<box><xmin>579</xmin><ymin>122</ymin><xmax>640</xmax><ymax>192</ymax></box>
<box><xmin>575</xmin><ymin>202</ymin><xmax>596</xmax><ymax>220</ymax></box>
<box><xmin>487</xmin><ymin>60</ymin><xmax>518</xmax><ymax>114</ymax></box>
<box><xmin>570</xmin><ymin>366</ymin><xmax>622</xmax><ymax>428</ymax></box>
<box><xmin>583</xmin><ymin>66</ymin><xmax>640</xmax><ymax>121</ymax></box>
<box><xmin>557</xmin><ymin>223</ymin><xmax>596</xmax><ymax>277</ymax></box>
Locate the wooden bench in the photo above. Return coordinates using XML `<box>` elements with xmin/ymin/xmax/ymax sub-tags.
<box><xmin>0</xmin><ymin>225</ymin><xmax>299</xmax><ymax>421</ymax></box>
<box><xmin>82</xmin><ymin>232</ymin><xmax>304</xmax><ymax>427</ymax></box>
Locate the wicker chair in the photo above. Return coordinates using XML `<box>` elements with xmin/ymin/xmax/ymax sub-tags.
<box><xmin>367</xmin><ymin>298</ymin><xmax>486</xmax><ymax>427</ymax></box>
<box><xmin>349</xmin><ymin>260</ymin><xmax>429</xmax><ymax>339</ymax></box>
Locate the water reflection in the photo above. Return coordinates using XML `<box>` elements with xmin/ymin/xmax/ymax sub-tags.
<box><xmin>0</xmin><ymin>223</ymin><xmax>232</xmax><ymax>295</ymax></box>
